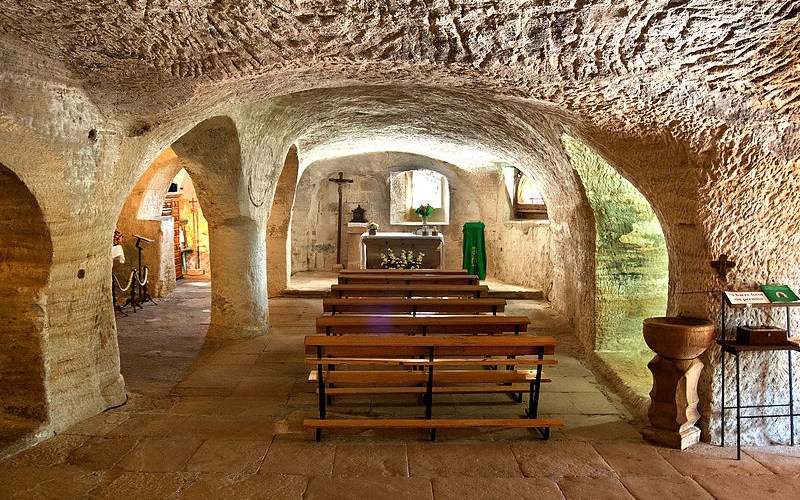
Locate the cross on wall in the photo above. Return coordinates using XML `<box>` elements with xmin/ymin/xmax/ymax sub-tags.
<box><xmin>329</xmin><ymin>172</ymin><xmax>354</xmax><ymax>266</ymax></box>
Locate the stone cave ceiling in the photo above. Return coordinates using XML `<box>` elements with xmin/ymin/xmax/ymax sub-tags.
<box><xmin>0</xmin><ymin>0</ymin><xmax>797</xmax><ymax>120</ymax></box>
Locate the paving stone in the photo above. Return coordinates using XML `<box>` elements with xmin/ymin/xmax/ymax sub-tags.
<box><xmin>333</xmin><ymin>443</ymin><xmax>408</xmax><ymax>477</ymax></box>
<box><xmin>693</xmin><ymin>474</ymin><xmax>800</xmax><ymax>500</ymax></box>
<box><xmin>8</xmin><ymin>468</ymin><xmax>103</xmax><ymax>500</ymax></box>
<box><xmin>620</xmin><ymin>476</ymin><xmax>715</xmax><ymax>499</ymax></box>
<box><xmin>593</xmin><ymin>441</ymin><xmax>680</xmax><ymax>477</ymax></box>
<box><xmin>106</xmin><ymin>414</ymin><xmax>188</xmax><ymax>437</ymax></box>
<box><xmin>186</xmin><ymin>438</ymin><xmax>270</xmax><ymax>473</ymax></box>
<box><xmin>511</xmin><ymin>440</ymin><xmax>616</xmax><ymax>478</ymax></box>
<box><xmin>170</xmin><ymin>415</ymin><xmax>276</xmax><ymax>439</ymax></box>
<box><xmin>408</xmin><ymin>443</ymin><xmax>523</xmax><ymax>478</ymax></box>
<box><xmin>178</xmin><ymin>473</ymin><xmax>308</xmax><ymax>499</ymax></box>
<box><xmin>117</xmin><ymin>437</ymin><xmax>202</xmax><ymax>472</ymax></box>
<box><xmin>62</xmin><ymin>411</ymin><xmax>132</xmax><ymax>436</ymax></box>
<box><xmin>743</xmin><ymin>445</ymin><xmax>800</xmax><ymax>474</ymax></box>
<box><xmin>6</xmin><ymin>433</ymin><xmax>89</xmax><ymax>466</ymax></box>
<box><xmin>259</xmin><ymin>440</ymin><xmax>335</xmax><ymax>476</ymax></box>
<box><xmin>167</xmin><ymin>396</ymin><xmax>225</xmax><ymax>415</ymax></box>
<box><xmin>557</xmin><ymin>476</ymin><xmax>635</xmax><ymax>500</ymax></box>
<box><xmin>557</xmin><ymin>414</ymin><xmax>641</xmax><ymax>441</ymax></box>
<box><xmin>67</xmin><ymin>436</ymin><xmax>140</xmax><ymax>470</ymax></box>
<box><xmin>657</xmin><ymin>442</ymin><xmax>774</xmax><ymax>476</ymax></box>
<box><xmin>90</xmin><ymin>471</ymin><xmax>192</xmax><ymax>500</ymax></box>
<box><xmin>303</xmin><ymin>477</ymin><xmax>433</xmax><ymax>500</ymax></box>
<box><xmin>432</xmin><ymin>477</ymin><xmax>563</xmax><ymax>500</ymax></box>
<box><xmin>0</xmin><ymin>465</ymin><xmax>97</xmax><ymax>499</ymax></box>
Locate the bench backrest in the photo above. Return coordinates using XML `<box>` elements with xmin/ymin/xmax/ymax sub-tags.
<box><xmin>322</xmin><ymin>297</ymin><xmax>506</xmax><ymax>315</ymax></box>
<box><xmin>338</xmin><ymin>275</ymin><xmax>479</xmax><ymax>285</ymax></box>
<box><xmin>305</xmin><ymin>334</ymin><xmax>557</xmax><ymax>357</ymax></box>
<box><xmin>316</xmin><ymin>314</ymin><xmax>529</xmax><ymax>335</ymax></box>
<box><xmin>339</xmin><ymin>269</ymin><xmax>469</xmax><ymax>274</ymax></box>
<box><xmin>330</xmin><ymin>284</ymin><xmax>489</xmax><ymax>298</ymax></box>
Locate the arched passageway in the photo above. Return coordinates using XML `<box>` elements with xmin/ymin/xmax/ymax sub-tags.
<box><xmin>0</xmin><ymin>163</ymin><xmax>52</xmax><ymax>446</ymax></box>
<box><xmin>266</xmin><ymin>145</ymin><xmax>299</xmax><ymax>298</ymax></box>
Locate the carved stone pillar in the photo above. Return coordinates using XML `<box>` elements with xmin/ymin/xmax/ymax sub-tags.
<box><xmin>207</xmin><ymin>217</ymin><xmax>268</xmax><ymax>340</ymax></box>
<box><xmin>642</xmin><ymin>356</ymin><xmax>704</xmax><ymax>449</ymax></box>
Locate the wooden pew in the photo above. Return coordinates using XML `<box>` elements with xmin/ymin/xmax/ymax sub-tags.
<box><xmin>337</xmin><ymin>274</ymin><xmax>479</xmax><ymax>285</ymax></box>
<box><xmin>339</xmin><ymin>268</ymin><xmax>469</xmax><ymax>274</ymax></box>
<box><xmin>316</xmin><ymin>314</ymin><xmax>529</xmax><ymax>336</ymax></box>
<box><xmin>304</xmin><ymin>334</ymin><xmax>561</xmax><ymax>441</ymax></box>
<box><xmin>323</xmin><ymin>297</ymin><xmax>506</xmax><ymax>316</ymax></box>
<box><xmin>330</xmin><ymin>283</ymin><xmax>489</xmax><ymax>298</ymax></box>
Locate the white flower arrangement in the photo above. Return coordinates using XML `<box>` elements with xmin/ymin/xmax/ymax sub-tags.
<box><xmin>379</xmin><ymin>248</ymin><xmax>425</xmax><ymax>269</ymax></box>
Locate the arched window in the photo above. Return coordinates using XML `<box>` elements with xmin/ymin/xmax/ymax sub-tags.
<box><xmin>504</xmin><ymin>167</ymin><xmax>548</xmax><ymax>220</ymax></box>
<box><xmin>390</xmin><ymin>169</ymin><xmax>450</xmax><ymax>224</ymax></box>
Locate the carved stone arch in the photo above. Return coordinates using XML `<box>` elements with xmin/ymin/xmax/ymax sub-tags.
<box><xmin>266</xmin><ymin>144</ymin><xmax>299</xmax><ymax>297</ymax></box>
<box><xmin>0</xmin><ymin>162</ymin><xmax>53</xmax><ymax>447</ymax></box>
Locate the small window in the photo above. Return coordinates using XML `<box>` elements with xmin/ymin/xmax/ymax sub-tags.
<box><xmin>504</xmin><ymin>167</ymin><xmax>548</xmax><ymax>220</ymax></box>
<box><xmin>390</xmin><ymin>169</ymin><xmax>450</xmax><ymax>224</ymax></box>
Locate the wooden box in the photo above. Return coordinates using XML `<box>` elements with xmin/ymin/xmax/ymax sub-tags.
<box><xmin>736</xmin><ymin>325</ymin><xmax>787</xmax><ymax>345</ymax></box>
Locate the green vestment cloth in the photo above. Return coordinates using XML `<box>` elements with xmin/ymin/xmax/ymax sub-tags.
<box><xmin>462</xmin><ymin>221</ymin><xmax>486</xmax><ymax>280</ymax></box>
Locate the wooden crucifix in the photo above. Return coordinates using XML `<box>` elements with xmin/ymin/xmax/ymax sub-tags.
<box><xmin>328</xmin><ymin>171</ymin><xmax>353</xmax><ymax>266</ymax></box>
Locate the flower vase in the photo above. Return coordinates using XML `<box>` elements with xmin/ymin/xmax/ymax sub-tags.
<box><xmin>421</xmin><ymin>215</ymin><xmax>429</xmax><ymax>235</ymax></box>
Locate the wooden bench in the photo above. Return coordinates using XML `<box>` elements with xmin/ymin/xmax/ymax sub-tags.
<box><xmin>330</xmin><ymin>283</ymin><xmax>489</xmax><ymax>298</ymax></box>
<box><xmin>337</xmin><ymin>274</ymin><xmax>480</xmax><ymax>285</ymax></box>
<box><xmin>339</xmin><ymin>268</ymin><xmax>469</xmax><ymax>274</ymax></box>
<box><xmin>304</xmin><ymin>334</ymin><xmax>561</xmax><ymax>441</ymax></box>
<box><xmin>323</xmin><ymin>297</ymin><xmax>507</xmax><ymax>316</ymax></box>
<box><xmin>316</xmin><ymin>314</ymin><xmax>529</xmax><ymax>336</ymax></box>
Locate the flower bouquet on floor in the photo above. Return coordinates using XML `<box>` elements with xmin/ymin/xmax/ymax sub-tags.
<box><xmin>379</xmin><ymin>248</ymin><xmax>426</xmax><ymax>269</ymax></box>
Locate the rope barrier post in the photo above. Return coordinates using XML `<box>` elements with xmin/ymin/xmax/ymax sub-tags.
<box><xmin>132</xmin><ymin>234</ymin><xmax>157</xmax><ymax>307</ymax></box>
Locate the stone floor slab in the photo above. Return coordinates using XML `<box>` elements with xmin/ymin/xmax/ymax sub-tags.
<box><xmin>333</xmin><ymin>443</ymin><xmax>409</xmax><ymax>477</ymax></box>
<box><xmin>178</xmin><ymin>473</ymin><xmax>308</xmax><ymax>500</ymax></box>
<box><xmin>744</xmin><ymin>445</ymin><xmax>800</xmax><ymax>475</ymax></box>
<box><xmin>511</xmin><ymin>441</ymin><xmax>616</xmax><ymax>478</ymax></box>
<box><xmin>303</xmin><ymin>477</ymin><xmax>433</xmax><ymax>500</ymax></box>
<box><xmin>432</xmin><ymin>477</ymin><xmax>564</xmax><ymax>500</ymax></box>
<box><xmin>186</xmin><ymin>438</ymin><xmax>270</xmax><ymax>473</ymax></box>
<box><xmin>259</xmin><ymin>440</ymin><xmax>335</xmax><ymax>476</ymax></box>
<box><xmin>557</xmin><ymin>476</ymin><xmax>636</xmax><ymax>500</ymax></box>
<box><xmin>692</xmin><ymin>474</ymin><xmax>800</xmax><ymax>500</ymax></box>
<box><xmin>117</xmin><ymin>437</ymin><xmax>202</xmax><ymax>472</ymax></box>
<box><xmin>657</xmin><ymin>442</ymin><xmax>774</xmax><ymax>476</ymax></box>
<box><xmin>408</xmin><ymin>443</ymin><xmax>523</xmax><ymax>478</ymax></box>
<box><xmin>90</xmin><ymin>471</ymin><xmax>192</xmax><ymax>500</ymax></box>
<box><xmin>620</xmin><ymin>476</ymin><xmax>715</xmax><ymax>500</ymax></box>
<box><xmin>593</xmin><ymin>441</ymin><xmax>680</xmax><ymax>477</ymax></box>
<box><xmin>67</xmin><ymin>436</ymin><xmax>140</xmax><ymax>470</ymax></box>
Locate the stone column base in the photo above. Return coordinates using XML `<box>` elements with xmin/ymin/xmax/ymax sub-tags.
<box><xmin>642</xmin><ymin>425</ymin><xmax>701</xmax><ymax>450</ymax></box>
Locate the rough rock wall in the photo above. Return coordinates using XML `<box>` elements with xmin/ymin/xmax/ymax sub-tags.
<box><xmin>0</xmin><ymin>44</ymin><xmax>128</xmax><ymax>446</ymax></box>
<box><xmin>564</xmin><ymin>135</ymin><xmax>668</xmax><ymax>353</ymax></box>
